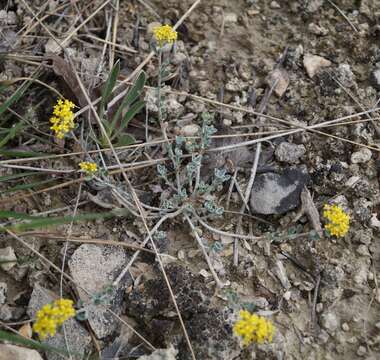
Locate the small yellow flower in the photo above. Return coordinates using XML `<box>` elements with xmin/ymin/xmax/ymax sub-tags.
<box><xmin>33</xmin><ymin>298</ymin><xmax>75</xmax><ymax>340</ymax></box>
<box><xmin>79</xmin><ymin>161</ymin><xmax>98</xmax><ymax>176</ymax></box>
<box><xmin>323</xmin><ymin>204</ymin><xmax>350</xmax><ymax>237</ymax></box>
<box><xmin>153</xmin><ymin>24</ymin><xmax>178</xmax><ymax>46</ymax></box>
<box><xmin>50</xmin><ymin>99</ymin><xmax>75</xmax><ymax>139</ymax></box>
<box><xmin>233</xmin><ymin>310</ymin><xmax>275</xmax><ymax>346</ymax></box>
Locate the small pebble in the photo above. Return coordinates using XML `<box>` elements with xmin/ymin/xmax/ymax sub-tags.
<box><xmin>270</xmin><ymin>1</ymin><xmax>281</xmax><ymax>9</ymax></box>
<box><xmin>177</xmin><ymin>250</ymin><xmax>185</xmax><ymax>260</ymax></box>
<box><xmin>371</xmin><ymin>69</ymin><xmax>380</xmax><ymax>90</ymax></box>
<box><xmin>179</xmin><ymin>124</ymin><xmax>200</xmax><ymax>137</ymax></box>
<box><xmin>342</xmin><ymin>323</ymin><xmax>350</xmax><ymax>331</ymax></box>
<box><xmin>224</xmin><ymin>12</ymin><xmax>238</xmax><ymax>23</ymax></box>
<box><xmin>0</xmin><ymin>247</ymin><xmax>17</xmax><ymax>271</ymax></box>
<box><xmin>303</xmin><ymin>54</ymin><xmax>332</xmax><ymax>78</ymax></box>
<box><xmin>356</xmin><ymin>345</ymin><xmax>366</xmax><ymax>356</ymax></box>
<box><xmin>351</xmin><ymin>148</ymin><xmax>372</xmax><ymax>164</ymax></box>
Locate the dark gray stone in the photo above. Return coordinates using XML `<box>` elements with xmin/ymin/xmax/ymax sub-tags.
<box><xmin>250</xmin><ymin>168</ymin><xmax>309</xmax><ymax>214</ymax></box>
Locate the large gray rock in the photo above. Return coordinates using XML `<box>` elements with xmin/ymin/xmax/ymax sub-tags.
<box><xmin>250</xmin><ymin>168</ymin><xmax>309</xmax><ymax>214</ymax></box>
<box><xmin>0</xmin><ymin>344</ymin><xmax>43</xmax><ymax>360</ymax></box>
<box><xmin>27</xmin><ymin>284</ymin><xmax>91</xmax><ymax>360</ymax></box>
<box><xmin>68</xmin><ymin>244</ymin><xmax>132</xmax><ymax>338</ymax></box>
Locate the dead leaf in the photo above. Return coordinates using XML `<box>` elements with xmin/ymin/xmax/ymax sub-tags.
<box><xmin>46</xmin><ymin>54</ymin><xmax>89</xmax><ymax>108</ymax></box>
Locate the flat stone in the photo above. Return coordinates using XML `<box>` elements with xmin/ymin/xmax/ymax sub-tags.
<box><xmin>0</xmin><ymin>246</ymin><xmax>17</xmax><ymax>271</ymax></box>
<box><xmin>27</xmin><ymin>284</ymin><xmax>91</xmax><ymax>360</ymax></box>
<box><xmin>303</xmin><ymin>54</ymin><xmax>331</xmax><ymax>78</ymax></box>
<box><xmin>275</xmin><ymin>142</ymin><xmax>306</xmax><ymax>164</ymax></box>
<box><xmin>68</xmin><ymin>244</ymin><xmax>132</xmax><ymax>338</ymax></box>
<box><xmin>0</xmin><ymin>344</ymin><xmax>43</xmax><ymax>360</ymax></box>
<box><xmin>250</xmin><ymin>168</ymin><xmax>309</xmax><ymax>214</ymax></box>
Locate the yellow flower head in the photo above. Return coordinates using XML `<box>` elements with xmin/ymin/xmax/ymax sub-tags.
<box><xmin>153</xmin><ymin>24</ymin><xmax>178</xmax><ymax>46</ymax></box>
<box><xmin>323</xmin><ymin>204</ymin><xmax>350</xmax><ymax>237</ymax></box>
<box><xmin>50</xmin><ymin>99</ymin><xmax>75</xmax><ymax>139</ymax></box>
<box><xmin>33</xmin><ymin>298</ymin><xmax>75</xmax><ymax>339</ymax></box>
<box><xmin>233</xmin><ymin>310</ymin><xmax>275</xmax><ymax>346</ymax></box>
<box><xmin>79</xmin><ymin>161</ymin><xmax>98</xmax><ymax>176</ymax></box>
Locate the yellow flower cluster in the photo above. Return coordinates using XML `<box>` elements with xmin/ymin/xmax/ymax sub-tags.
<box><xmin>153</xmin><ymin>24</ymin><xmax>178</xmax><ymax>46</ymax></box>
<box><xmin>323</xmin><ymin>204</ymin><xmax>350</xmax><ymax>237</ymax></box>
<box><xmin>79</xmin><ymin>161</ymin><xmax>98</xmax><ymax>175</ymax></box>
<box><xmin>233</xmin><ymin>310</ymin><xmax>275</xmax><ymax>346</ymax></box>
<box><xmin>50</xmin><ymin>99</ymin><xmax>75</xmax><ymax>139</ymax></box>
<box><xmin>33</xmin><ymin>298</ymin><xmax>75</xmax><ymax>339</ymax></box>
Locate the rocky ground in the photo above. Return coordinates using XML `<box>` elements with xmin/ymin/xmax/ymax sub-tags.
<box><xmin>0</xmin><ymin>0</ymin><xmax>380</xmax><ymax>359</ymax></box>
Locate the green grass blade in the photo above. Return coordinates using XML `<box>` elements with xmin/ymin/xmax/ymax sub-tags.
<box><xmin>0</xmin><ymin>210</ymin><xmax>38</xmax><ymax>220</ymax></box>
<box><xmin>109</xmin><ymin>71</ymin><xmax>146</xmax><ymax>133</ymax></box>
<box><xmin>0</xmin><ymin>171</ymin><xmax>38</xmax><ymax>183</ymax></box>
<box><xmin>99</xmin><ymin>60</ymin><xmax>120</xmax><ymax>120</ymax></box>
<box><xmin>0</xmin><ymin>80</ymin><xmax>31</xmax><ymax>117</ymax></box>
<box><xmin>0</xmin><ymin>210</ymin><xmax>121</xmax><ymax>233</ymax></box>
<box><xmin>3</xmin><ymin>178</ymin><xmax>57</xmax><ymax>194</ymax></box>
<box><xmin>116</xmin><ymin>134</ymin><xmax>136</xmax><ymax>146</ymax></box>
<box><xmin>0</xmin><ymin>122</ymin><xmax>24</xmax><ymax>148</ymax></box>
<box><xmin>119</xmin><ymin>100</ymin><xmax>145</xmax><ymax>132</ymax></box>
<box><xmin>0</xmin><ymin>149</ymin><xmax>49</xmax><ymax>158</ymax></box>
<box><xmin>0</xmin><ymin>330</ymin><xmax>79</xmax><ymax>358</ymax></box>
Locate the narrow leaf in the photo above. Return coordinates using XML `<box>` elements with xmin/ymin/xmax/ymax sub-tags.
<box><xmin>99</xmin><ymin>60</ymin><xmax>120</xmax><ymax>120</ymax></box>
<box><xmin>0</xmin><ymin>80</ymin><xmax>31</xmax><ymax>117</ymax></box>
<box><xmin>0</xmin><ymin>171</ymin><xmax>37</xmax><ymax>183</ymax></box>
<box><xmin>0</xmin><ymin>122</ymin><xmax>24</xmax><ymax>148</ymax></box>
<box><xmin>0</xmin><ymin>149</ymin><xmax>48</xmax><ymax>158</ymax></box>
<box><xmin>119</xmin><ymin>100</ymin><xmax>145</xmax><ymax>131</ymax></box>
<box><xmin>109</xmin><ymin>71</ymin><xmax>146</xmax><ymax>133</ymax></box>
<box><xmin>1</xmin><ymin>211</ymin><xmax>117</xmax><ymax>233</ymax></box>
<box><xmin>116</xmin><ymin>134</ymin><xmax>136</xmax><ymax>146</ymax></box>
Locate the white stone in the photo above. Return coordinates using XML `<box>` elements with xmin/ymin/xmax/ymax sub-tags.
<box><xmin>270</xmin><ymin>1</ymin><xmax>281</xmax><ymax>9</ymax></box>
<box><xmin>350</xmin><ymin>148</ymin><xmax>372</xmax><ymax>164</ymax></box>
<box><xmin>45</xmin><ymin>38</ymin><xmax>62</xmax><ymax>54</ymax></box>
<box><xmin>371</xmin><ymin>69</ymin><xmax>380</xmax><ymax>90</ymax></box>
<box><xmin>0</xmin><ymin>345</ymin><xmax>43</xmax><ymax>360</ymax></box>
<box><xmin>0</xmin><ymin>282</ymin><xmax>6</xmax><ymax>304</ymax></box>
<box><xmin>321</xmin><ymin>312</ymin><xmax>339</xmax><ymax>333</ymax></box>
<box><xmin>224</xmin><ymin>13</ymin><xmax>238</xmax><ymax>23</ymax></box>
<box><xmin>146</xmin><ymin>22</ymin><xmax>162</xmax><ymax>35</ymax></box>
<box><xmin>303</xmin><ymin>54</ymin><xmax>332</xmax><ymax>78</ymax></box>
<box><xmin>357</xmin><ymin>345</ymin><xmax>366</xmax><ymax>356</ymax></box>
<box><xmin>0</xmin><ymin>247</ymin><xmax>17</xmax><ymax>271</ymax></box>
<box><xmin>179</xmin><ymin>124</ymin><xmax>199</xmax><ymax>137</ymax></box>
